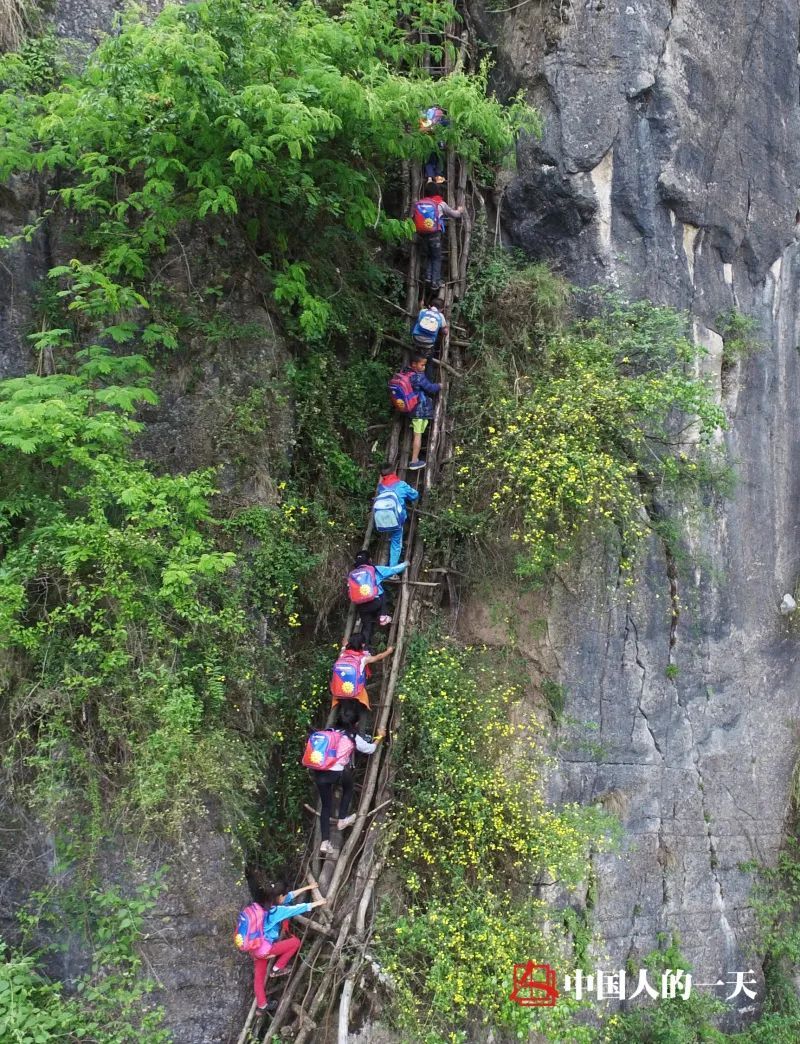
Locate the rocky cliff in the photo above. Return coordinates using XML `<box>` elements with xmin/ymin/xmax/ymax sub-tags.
<box><xmin>3</xmin><ymin>0</ymin><xmax>800</xmax><ymax>1038</ymax></box>
<box><xmin>466</xmin><ymin>0</ymin><xmax>800</xmax><ymax>1012</ymax></box>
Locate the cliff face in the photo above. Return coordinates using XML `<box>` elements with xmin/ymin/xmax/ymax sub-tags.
<box><xmin>467</xmin><ymin>0</ymin><xmax>800</xmax><ymax>1006</ymax></box>
<box><xmin>3</xmin><ymin>0</ymin><xmax>800</xmax><ymax>1038</ymax></box>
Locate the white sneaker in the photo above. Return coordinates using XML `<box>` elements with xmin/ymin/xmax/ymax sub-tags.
<box><xmin>337</xmin><ymin>815</ymin><xmax>357</xmax><ymax>830</ymax></box>
<box><xmin>319</xmin><ymin>840</ymin><xmax>334</xmax><ymax>855</ymax></box>
<box><xmin>378</xmin><ymin>614</ymin><xmax>392</xmax><ymax>627</ymax></box>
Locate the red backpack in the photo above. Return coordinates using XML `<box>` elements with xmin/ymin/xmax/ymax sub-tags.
<box><xmin>301</xmin><ymin>729</ymin><xmax>355</xmax><ymax>771</ymax></box>
<box><xmin>348</xmin><ymin>565</ymin><xmax>380</xmax><ymax>604</ymax></box>
<box><xmin>388</xmin><ymin>370</ymin><xmax>419</xmax><ymax>414</ymax></box>
<box><xmin>412</xmin><ymin>198</ymin><xmax>442</xmax><ymax>235</ymax></box>
<box><xmin>235</xmin><ymin>903</ymin><xmax>265</xmax><ymax>955</ymax></box>
<box><xmin>330</xmin><ymin>650</ymin><xmax>368</xmax><ymax>699</ymax></box>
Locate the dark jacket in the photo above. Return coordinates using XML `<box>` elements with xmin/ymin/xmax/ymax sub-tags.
<box><xmin>409</xmin><ymin>370</ymin><xmax>441</xmax><ymax>420</ymax></box>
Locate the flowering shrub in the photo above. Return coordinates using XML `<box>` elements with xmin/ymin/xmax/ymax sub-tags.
<box><xmin>432</xmin><ymin>253</ymin><xmax>727</xmax><ymax>579</ymax></box>
<box><xmin>378</xmin><ymin>637</ymin><xmax>614</xmax><ymax>1042</ymax></box>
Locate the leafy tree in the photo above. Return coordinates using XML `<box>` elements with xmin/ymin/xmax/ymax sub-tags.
<box><xmin>0</xmin><ymin>0</ymin><xmax>537</xmax><ymax>341</ymax></box>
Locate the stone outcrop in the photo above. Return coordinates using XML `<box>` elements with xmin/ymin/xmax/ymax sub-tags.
<box><xmin>465</xmin><ymin>0</ymin><xmax>800</xmax><ymax>1018</ymax></box>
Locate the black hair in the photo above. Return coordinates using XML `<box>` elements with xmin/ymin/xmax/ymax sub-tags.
<box><xmin>249</xmin><ymin>868</ymin><xmax>289</xmax><ymax>908</ymax></box>
<box><xmin>411</xmin><ymin>353</ymin><xmax>427</xmax><ymax>366</ymax></box>
<box><xmin>379</xmin><ymin>464</ymin><xmax>394</xmax><ymax>477</ymax></box>
<box><xmin>336</xmin><ymin>701</ymin><xmax>361</xmax><ymax>734</ymax></box>
<box><xmin>347</xmin><ymin>632</ymin><xmax>366</xmax><ymax>652</ymax></box>
<box><xmin>424</xmin><ymin>179</ymin><xmax>445</xmax><ymax>196</ymax></box>
<box><xmin>260</xmin><ymin>878</ymin><xmax>289</xmax><ymax>909</ymax></box>
<box><xmin>354</xmin><ymin>550</ymin><xmax>372</xmax><ymax>568</ymax></box>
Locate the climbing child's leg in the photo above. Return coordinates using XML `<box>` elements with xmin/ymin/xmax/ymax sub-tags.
<box><xmin>337</xmin><ymin>769</ymin><xmax>355</xmax><ymax>821</ymax></box>
<box><xmin>253</xmin><ymin>956</ymin><xmax>269</xmax><ymax>1009</ymax></box>
<box><xmin>269</xmin><ymin>935</ymin><xmax>302</xmax><ymax>971</ymax></box>
<box><xmin>388</xmin><ymin>527</ymin><xmax>403</xmax><ymax>567</ymax></box>
<box><xmin>315</xmin><ymin>776</ymin><xmax>335</xmax><ymax>842</ymax></box>
<box><xmin>411</xmin><ymin>418</ymin><xmax>428</xmax><ymax>465</ymax></box>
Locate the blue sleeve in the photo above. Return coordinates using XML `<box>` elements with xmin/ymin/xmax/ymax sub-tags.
<box><xmin>376</xmin><ymin>563</ymin><xmax>408</xmax><ymax>581</ymax></box>
<box><xmin>399</xmin><ymin>482</ymin><xmax>420</xmax><ymax>504</ymax></box>
<box><xmin>418</xmin><ymin>374</ymin><xmax>441</xmax><ymax>395</ymax></box>
<box><xmin>273</xmin><ymin>902</ymin><xmax>312</xmax><ymax>925</ymax></box>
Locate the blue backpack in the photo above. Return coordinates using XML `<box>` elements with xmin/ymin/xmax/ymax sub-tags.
<box><xmin>373</xmin><ymin>488</ymin><xmax>404</xmax><ymax>531</ymax></box>
<box><xmin>412</xmin><ymin>308</ymin><xmax>443</xmax><ymax>346</ymax></box>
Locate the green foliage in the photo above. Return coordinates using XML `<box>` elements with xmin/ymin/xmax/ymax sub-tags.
<box><xmin>602</xmin><ymin>938</ymin><xmax>726</xmax><ymax>1043</ymax></box>
<box><xmin>377</xmin><ymin>635</ymin><xmax>614</xmax><ymax>1043</ymax></box>
<box><xmin>717</xmin><ymin>310</ymin><xmax>762</xmax><ymax>367</ymax></box>
<box><xmin>1</xmin><ymin>875</ymin><xmax>168</xmax><ymax>1044</ymax></box>
<box><xmin>541</xmin><ymin>677</ymin><xmax>567</xmax><ymax>721</ymax></box>
<box><xmin>0</xmin><ymin>941</ymin><xmax>81</xmax><ymax>1044</ymax></box>
<box><xmin>286</xmin><ymin>347</ymin><xmax>392</xmax><ymax>494</ymax></box>
<box><xmin>430</xmin><ymin>254</ymin><xmax>726</xmax><ymax>579</ymax></box>
<box><xmin>744</xmin><ymin>837</ymin><xmax>800</xmax><ymax>967</ymax></box>
<box><xmin>0</xmin><ymin>353</ymin><xmax>261</xmax><ymax>836</ymax></box>
<box><xmin>719</xmin><ymin>833</ymin><xmax>800</xmax><ymax>1042</ymax></box>
<box><xmin>0</xmin><ymin>0</ymin><xmax>536</xmax><ymax>341</ymax></box>
<box><xmin>600</xmin><ymin>924</ymin><xmax>800</xmax><ymax>1043</ymax></box>
<box><xmin>0</xmin><ymin>32</ymin><xmax>61</xmax><ymax>92</ymax></box>
<box><xmin>462</xmin><ymin>246</ymin><xmax>571</xmax><ymax>354</ymax></box>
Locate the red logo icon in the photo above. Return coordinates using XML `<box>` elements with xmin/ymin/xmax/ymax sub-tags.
<box><xmin>509</xmin><ymin>962</ymin><xmax>559</xmax><ymax>1007</ymax></box>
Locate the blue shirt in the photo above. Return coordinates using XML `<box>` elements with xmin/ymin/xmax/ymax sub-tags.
<box><xmin>262</xmin><ymin>892</ymin><xmax>312</xmax><ymax>943</ymax></box>
<box><xmin>377</xmin><ymin>476</ymin><xmax>420</xmax><ymax>508</ymax></box>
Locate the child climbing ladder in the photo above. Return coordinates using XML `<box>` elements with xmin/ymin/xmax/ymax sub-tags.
<box><xmin>241</xmin><ymin>25</ymin><xmax>472</xmax><ymax>1037</ymax></box>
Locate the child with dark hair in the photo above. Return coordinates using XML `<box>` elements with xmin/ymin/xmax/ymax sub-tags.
<box><xmin>419</xmin><ymin>104</ymin><xmax>450</xmax><ymax>180</ymax></box>
<box><xmin>411</xmin><ymin>179</ymin><xmax>463</xmax><ymax>298</ymax></box>
<box><xmin>346</xmin><ymin>549</ymin><xmax>408</xmax><ymax>645</ymax></box>
<box><xmin>405</xmin><ymin>354</ymin><xmax>441</xmax><ymax>470</ymax></box>
<box><xmin>242</xmin><ymin>875</ymin><xmax>326</xmax><ymax>1013</ymax></box>
<box><xmin>309</xmin><ymin>702</ymin><xmax>385</xmax><ymax>856</ymax></box>
<box><xmin>330</xmin><ymin>632</ymin><xmax>395</xmax><ymax>711</ymax></box>
<box><xmin>373</xmin><ymin>464</ymin><xmax>419</xmax><ymax>566</ymax></box>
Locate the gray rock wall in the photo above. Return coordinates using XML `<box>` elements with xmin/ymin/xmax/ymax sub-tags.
<box><xmin>466</xmin><ymin>0</ymin><xmax>800</xmax><ymax>1015</ymax></box>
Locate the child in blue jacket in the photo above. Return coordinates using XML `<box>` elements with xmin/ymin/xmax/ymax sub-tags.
<box><xmin>407</xmin><ymin>354</ymin><xmax>441</xmax><ymax>470</ymax></box>
<box><xmin>374</xmin><ymin>465</ymin><xmax>419</xmax><ymax>566</ymax></box>
<box><xmin>248</xmin><ymin>877</ymin><xmax>326</xmax><ymax>1012</ymax></box>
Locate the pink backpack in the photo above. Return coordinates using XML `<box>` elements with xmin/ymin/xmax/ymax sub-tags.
<box><xmin>235</xmin><ymin>903</ymin><xmax>267</xmax><ymax>956</ymax></box>
<box><xmin>301</xmin><ymin>729</ymin><xmax>356</xmax><ymax>771</ymax></box>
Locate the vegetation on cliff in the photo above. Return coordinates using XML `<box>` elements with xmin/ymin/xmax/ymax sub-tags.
<box><xmin>0</xmin><ymin>2</ymin><xmax>756</xmax><ymax>1043</ymax></box>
